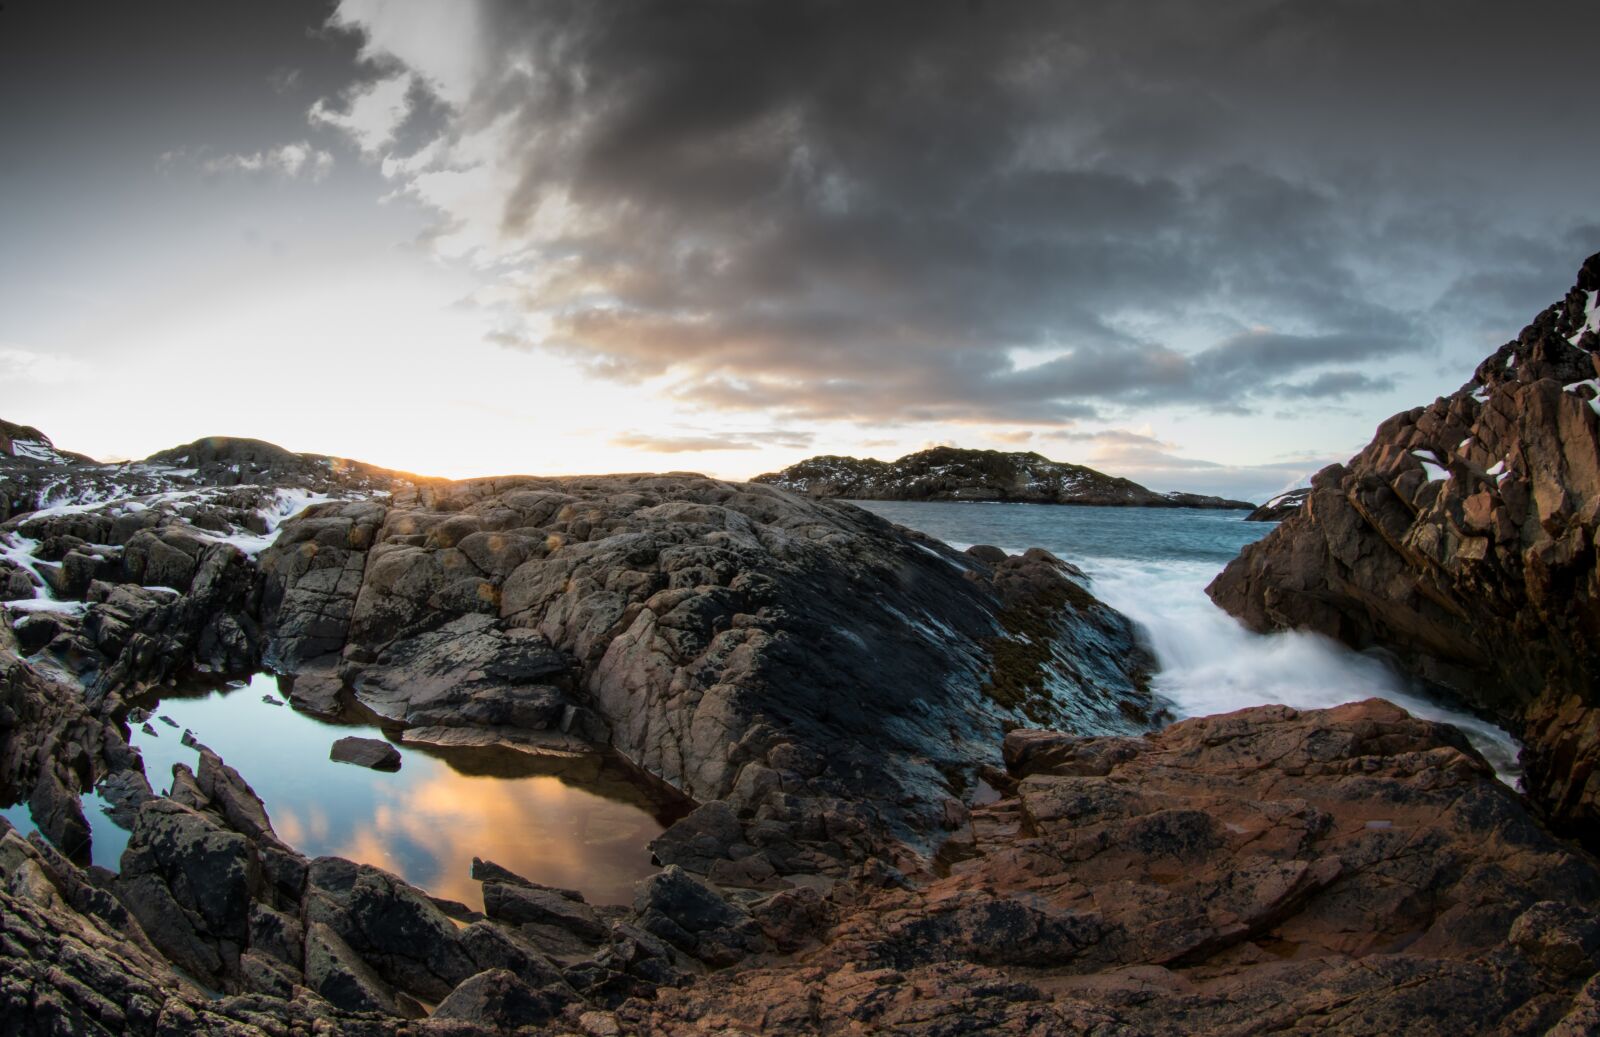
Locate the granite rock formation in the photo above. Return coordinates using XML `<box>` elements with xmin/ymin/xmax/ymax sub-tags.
<box><xmin>8</xmin><ymin>406</ymin><xmax>1600</xmax><ymax>1033</ymax></box>
<box><xmin>755</xmin><ymin>446</ymin><xmax>1255</xmax><ymax>509</ymax></box>
<box><xmin>7</xmin><ymin>700</ymin><xmax>1600</xmax><ymax>1035</ymax></box>
<box><xmin>1209</xmin><ymin>252</ymin><xmax>1600</xmax><ymax>846</ymax></box>
<box><xmin>256</xmin><ymin>474</ymin><xmax>1160</xmax><ymax>857</ymax></box>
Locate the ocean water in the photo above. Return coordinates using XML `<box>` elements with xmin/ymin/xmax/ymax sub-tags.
<box><xmin>853</xmin><ymin>500</ymin><xmax>1521</xmax><ymax>780</ymax></box>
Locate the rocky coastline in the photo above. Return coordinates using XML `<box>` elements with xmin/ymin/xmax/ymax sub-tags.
<box><xmin>754</xmin><ymin>447</ymin><xmax>1256</xmax><ymax>510</ymax></box>
<box><xmin>4</xmin><ymin>394</ymin><xmax>1600</xmax><ymax>1033</ymax></box>
<box><xmin>1209</xmin><ymin>252</ymin><xmax>1600</xmax><ymax>850</ymax></box>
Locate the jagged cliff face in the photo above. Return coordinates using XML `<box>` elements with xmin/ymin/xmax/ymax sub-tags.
<box><xmin>755</xmin><ymin>446</ymin><xmax>1255</xmax><ymax>509</ymax></box>
<box><xmin>1209</xmin><ymin>252</ymin><xmax>1600</xmax><ymax>843</ymax></box>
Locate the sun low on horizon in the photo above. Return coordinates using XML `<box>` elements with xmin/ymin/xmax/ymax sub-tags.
<box><xmin>3</xmin><ymin>1</ymin><xmax>1597</xmax><ymax>501</ymax></box>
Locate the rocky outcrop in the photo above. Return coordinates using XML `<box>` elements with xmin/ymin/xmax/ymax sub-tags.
<box><xmin>619</xmin><ymin>699</ymin><xmax>1600</xmax><ymax>1035</ymax></box>
<box><xmin>755</xmin><ymin>446</ymin><xmax>1256</xmax><ymax>509</ymax></box>
<box><xmin>1208</xmin><ymin>252</ymin><xmax>1600</xmax><ymax>845</ymax></box>
<box><xmin>1246</xmin><ymin>486</ymin><xmax>1311</xmax><ymax>521</ymax></box>
<box><xmin>0</xmin><ymin>427</ymin><xmax>439</xmax><ymax>700</ymax></box>
<box><xmin>10</xmin><ymin>697</ymin><xmax>1600</xmax><ymax>1035</ymax></box>
<box><xmin>258</xmin><ymin>475</ymin><xmax>1159</xmax><ymax>862</ymax></box>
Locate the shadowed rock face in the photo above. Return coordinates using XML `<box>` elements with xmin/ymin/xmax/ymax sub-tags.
<box><xmin>755</xmin><ymin>446</ymin><xmax>1256</xmax><ymax>509</ymax></box>
<box><xmin>258</xmin><ymin>474</ymin><xmax>1159</xmax><ymax>855</ymax></box>
<box><xmin>1208</xmin><ymin>252</ymin><xmax>1600</xmax><ymax>845</ymax></box>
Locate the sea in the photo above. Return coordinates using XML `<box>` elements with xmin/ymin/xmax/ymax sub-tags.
<box><xmin>853</xmin><ymin>500</ymin><xmax>1521</xmax><ymax>781</ymax></box>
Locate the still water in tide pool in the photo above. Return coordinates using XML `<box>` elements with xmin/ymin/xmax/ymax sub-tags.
<box><xmin>3</xmin><ymin>672</ymin><xmax>683</xmax><ymax>908</ymax></box>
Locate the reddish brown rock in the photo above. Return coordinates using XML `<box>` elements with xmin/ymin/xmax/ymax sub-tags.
<box><xmin>614</xmin><ymin>700</ymin><xmax>1600</xmax><ymax>1035</ymax></box>
<box><xmin>1209</xmin><ymin>251</ymin><xmax>1600</xmax><ymax>846</ymax></box>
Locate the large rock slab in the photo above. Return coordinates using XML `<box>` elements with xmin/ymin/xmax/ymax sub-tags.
<box><xmin>1208</xmin><ymin>251</ymin><xmax>1600</xmax><ymax>845</ymax></box>
<box><xmin>260</xmin><ymin>474</ymin><xmax>1160</xmax><ymax>854</ymax></box>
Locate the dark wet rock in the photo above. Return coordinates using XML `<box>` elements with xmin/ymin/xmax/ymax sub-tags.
<box><xmin>755</xmin><ymin>446</ymin><xmax>1255</xmax><ymax>509</ymax></box>
<box><xmin>631</xmin><ymin>865</ymin><xmax>767</xmax><ymax>967</ymax></box>
<box><xmin>194</xmin><ymin>748</ymin><xmax>283</xmax><ymax>849</ymax></box>
<box><xmin>247</xmin><ymin>902</ymin><xmax>304</xmax><ymax>970</ymax></box>
<box><xmin>1245</xmin><ymin>486</ymin><xmax>1311</xmax><ymax>521</ymax></box>
<box><xmin>114</xmin><ymin>796</ymin><xmax>260</xmax><ymax>987</ymax></box>
<box><xmin>482</xmin><ymin>880</ymin><xmax>609</xmax><ymax>943</ymax></box>
<box><xmin>304</xmin><ymin>920</ymin><xmax>408</xmax><ymax>1017</ymax></box>
<box><xmin>0</xmin><ymin>643</ymin><xmax>115</xmax><ymax>866</ymax></box>
<box><xmin>26</xmin><ymin>765</ymin><xmax>91</xmax><ymax>865</ymax></box>
<box><xmin>432</xmin><ymin>968</ymin><xmax>568</xmax><ymax>1028</ymax></box>
<box><xmin>260</xmin><ymin>694</ymin><xmax>283</xmax><ymax>706</ymax></box>
<box><xmin>458</xmin><ymin>920</ymin><xmax>573</xmax><ymax>992</ymax></box>
<box><xmin>1208</xmin><ymin>251</ymin><xmax>1600</xmax><ymax>845</ymax></box>
<box><xmin>648</xmin><ymin>801</ymin><xmax>745</xmax><ymax>874</ymax></box>
<box><xmin>328</xmin><ymin>736</ymin><xmax>400</xmax><ymax>771</ymax></box>
<box><xmin>97</xmin><ymin>768</ymin><xmax>155</xmax><ymax>830</ymax></box>
<box><xmin>302</xmin><ymin>855</ymin><xmax>479</xmax><ymax>1001</ymax></box>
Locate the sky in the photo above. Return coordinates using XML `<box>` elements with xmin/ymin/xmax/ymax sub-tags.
<box><xmin>2</xmin><ymin>1</ymin><xmax>1597</xmax><ymax>501</ymax></box>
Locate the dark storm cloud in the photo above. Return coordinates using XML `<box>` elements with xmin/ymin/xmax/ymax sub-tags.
<box><xmin>322</xmin><ymin>0</ymin><xmax>1600</xmax><ymax>426</ymax></box>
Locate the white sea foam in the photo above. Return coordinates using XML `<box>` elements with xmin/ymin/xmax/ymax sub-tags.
<box><xmin>1077</xmin><ymin>554</ymin><xmax>1521</xmax><ymax>783</ymax></box>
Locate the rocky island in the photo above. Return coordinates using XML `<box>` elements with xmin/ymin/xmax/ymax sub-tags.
<box><xmin>6</xmin><ymin>360</ymin><xmax>1600</xmax><ymax>1033</ymax></box>
<box><xmin>754</xmin><ymin>447</ymin><xmax>1256</xmax><ymax>510</ymax></box>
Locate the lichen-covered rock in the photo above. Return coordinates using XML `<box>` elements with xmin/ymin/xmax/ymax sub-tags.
<box><xmin>1208</xmin><ymin>251</ymin><xmax>1600</xmax><ymax>846</ymax></box>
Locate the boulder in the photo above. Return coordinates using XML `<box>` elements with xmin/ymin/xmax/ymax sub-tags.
<box><xmin>631</xmin><ymin>865</ymin><xmax>767</xmax><ymax>966</ymax></box>
<box><xmin>431</xmin><ymin>968</ymin><xmax>568</xmax><ymax>1028</ymax></box>
<box><xmin>328</xmin><ymin>736</ymin><xmax>401</xmax><ymax>771</ymax></box>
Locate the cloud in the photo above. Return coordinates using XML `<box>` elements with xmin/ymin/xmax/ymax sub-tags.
<box><xmin>1047</xmin><ymin>428</ymin><xmax>1346</xmax><ymax>501</ymax></box>
<box><xmin>610</xmin><ymin>428</ymin><xmax>814</xmax><ymax>454</ymax></box>
<box><xmin>0</xmin><ymin>346</ymin><xmax>90</xmax><ymax>385</ymax></box>
<box><xmin>164</xmin><ymin>141</ymin><xmax>335</xmax><ymax>181</ymax></box>
<box><xmin>267</xmin><ymin>66</ymin><xmax>302</xmax><ymax>94</ymax></box>
<box><xmin>308</xmin><ymin>73</ymin><xmax>414</xmax><ymax>155</ymax></box>
<box><xmin>312</xmin><ymin>0</ymin><xmax>1600</xmax><ymax>428</ymax></box>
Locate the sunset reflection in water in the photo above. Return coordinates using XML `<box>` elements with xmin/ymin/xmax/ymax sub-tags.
<box><xmin>106</xmin><ymin>673</ymin><xmax>681</xmax><ymax>909</ymax></box>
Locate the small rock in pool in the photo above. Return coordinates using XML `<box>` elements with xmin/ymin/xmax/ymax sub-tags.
<box><xmin>158</xmin><ymin>715</ymin><xmax>178</xmax><ymax>728</ymax></box>
<box><xmin>329</xmin><ymin>736</ymin><xmax>402</xmax><ymax>771</ymax></box>
<box><xmin>127</xmin><ymin>706</ymin><xmax>151</xmax><ymax>723</ymax></box>
<box><xmin>261</xmin><ymin>694</ymin><xmax>284</xmax><ymax>706</ymax></box>
<box><xmin>141</xmin><ymin>722</ymin><xmax>158</xmax><ymax>737</ymax></box>
<box><xmin>180</xmin><ymin>729</ymin><xmax>205</xmax><ymax>750</ymax></box>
